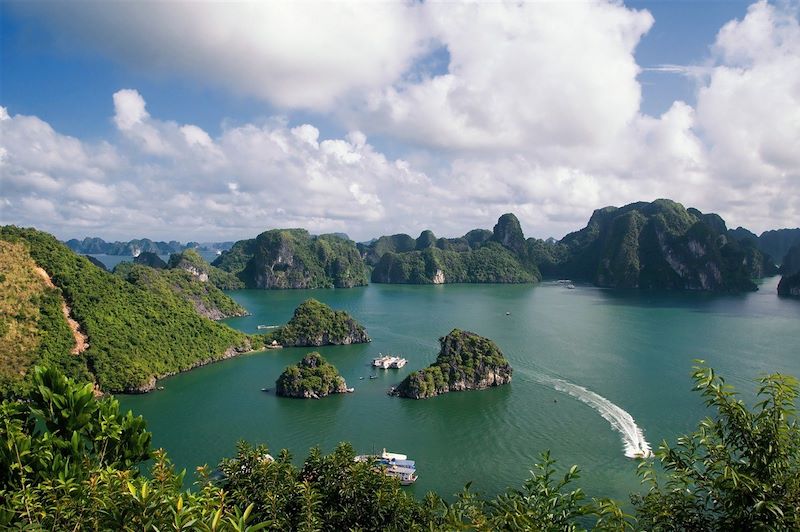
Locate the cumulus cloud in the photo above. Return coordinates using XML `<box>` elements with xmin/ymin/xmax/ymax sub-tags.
<box><xmin>694</xmin><ymin>0</ymin><xmax>800</xmax><ymax>230</ymax></box>
<box><xmin>13</xmin><ymin>2</ymin><xmax>429</xmax><ymax>110</ymax></box>
<box><xmin>1</xmin><ymin>92</ymin><xmax>445</xmax><ymax>239</ymax></box>
<box><xmin>1</xmin><ymin>2</ymin><xmax>798</xmax><ymax>241</ymax></box>
<box><xmin>361</xmin><ymin>1</ymin><xmax>654</xmax><ymax>155</ymax></box>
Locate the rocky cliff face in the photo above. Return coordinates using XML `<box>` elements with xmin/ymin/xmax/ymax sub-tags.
<box><xmin>778</xmin><ymin>274</ymin><xmax>800</xmax><ymax>297</ymax></box>
<box><xmin>214</xmin><ymin>229</ymin><xmax>368</xmax><ymax>289</ymax></box>
<box><xmin>273</xmin><ymin>299</ymin><xmax>370</xmax><ymax>347</ymax></box>
<box><xmin>759</xmin><ymin>228</ymin><xmax>800</xmax><ymax>266</ymax></box>
<box><xmin>778</xmin><ymin>244</ymin><xmax>800</xmax><ymax>297</ymax></box>
<box><xmin>391</xmin><ymin>329</ymin><xmax>512</xmax><ymax>399</ymax></box>
<box><xmin>492</xmin><ymin>213</ymin><xmax>527</xmax><ymax>256</ymax></box>
<box><xmin>555</xmin><ymin>199</ymin><xmax>770</xmax><ymax>292</ymax></box>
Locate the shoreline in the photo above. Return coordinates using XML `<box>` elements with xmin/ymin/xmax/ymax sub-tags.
<box><xmin>118</xmin><ymin>341</ymin><xmax>273</xmax><ymax>394</ymax></box>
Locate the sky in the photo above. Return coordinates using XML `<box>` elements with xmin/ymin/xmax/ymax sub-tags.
<box><xmin>1</xmin><ymin>0</ymin><xmax>798</xmax><ymax>242</ymax></box>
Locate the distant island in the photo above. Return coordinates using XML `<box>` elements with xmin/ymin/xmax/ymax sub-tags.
<box><xmin>213</xmin><ymin>229</ymin><xmax>368</xmax><ymax>289</ymax></box>
<box><xmin>272</xmin><ymin>299</ymin><xmax>370</xmax><ymax>347</ymax></box>
<box><xmin>391</xmin><ymin>329</ymin><xmax>512</xmax><ymax>399</ymax></box>
<box><xmin>368</xmin><ymin>214</ymin><xmax>540</xmax><ymax>284</ymax></box>
<box><xmin>64</xmin><ymin>199</ymin><xmax>799</xmax><ymax>294</ymax></box>
<box><xmin>65</xmin><ymin>236</ymin><xmax>233</xmax><ymax>256</ymax></box>
<box><xmin>275</xmin><ymin>352</ymin><xmax>352</xmax><ymax>399</ymax></box>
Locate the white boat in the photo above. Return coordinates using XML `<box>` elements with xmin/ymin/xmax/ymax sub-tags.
<box><xmin>372</xmin><ymin>355</ymin><xmax>408</xmax><ymax>369</ymax></box>
<box><xmin>354</xmin><ymin>448</ymin><xmax>417</xmax><ymax>485</ymax></box>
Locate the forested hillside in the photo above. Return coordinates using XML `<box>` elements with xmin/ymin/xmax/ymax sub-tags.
<box><xmin>0</xmin><ymin>226</ymin><xmax>254</xmax><ymax>395</ymax></box>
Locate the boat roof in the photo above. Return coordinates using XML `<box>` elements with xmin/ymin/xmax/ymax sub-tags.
<box><xmin>387</xmin><ymin>465</ymin><xmax>416</xmax><ymax>474</ymax></box>
<box><xmin>382</xmin><ymin>450</ymin><xmax>407</xmax><ymax>460</ymax></box>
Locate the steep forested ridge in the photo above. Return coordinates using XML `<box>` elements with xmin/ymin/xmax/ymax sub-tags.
<box><xmin>0</xmin><ymin>226</ymin><xmax>252</xmax><ymax>394</ymax></box>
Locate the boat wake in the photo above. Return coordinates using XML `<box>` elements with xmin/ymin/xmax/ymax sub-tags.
<box><xmin>537</xmin><ymin>375</ymin><xmax>652</xmax><ymax>459</ymax></box>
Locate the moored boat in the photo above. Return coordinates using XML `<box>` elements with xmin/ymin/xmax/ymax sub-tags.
<box><xmin>354</xmin><ymin>448</ymin><xmax>417</xmax><ymax>485</ymax></box>
<box><xmin>372</xmin><ymin>355</ymin><xmax>408</xmax><ymax>369</ymax></box>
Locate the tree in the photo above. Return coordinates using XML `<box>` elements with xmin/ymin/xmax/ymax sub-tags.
<box><xmin>0</xmin><ymin>366</ymin><xmax>264</xmax><ymax>530</ymax></box>
<box><xmin>633</xmin><ymin>362</ymin><xmax>800</xmax><ymax>530</ymax></box>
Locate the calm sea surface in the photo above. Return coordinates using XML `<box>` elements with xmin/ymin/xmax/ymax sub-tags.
<box><xmin>119</xmin><ymin>277</ymin><xmax>800</xmax><ymax>503</ymax></box>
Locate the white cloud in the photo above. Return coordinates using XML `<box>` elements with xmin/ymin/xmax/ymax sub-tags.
<box><xmin>694</xmin><ymin>0</ymin><xmax>800</xmax><ymax>229</ymax></box>
<box><xmin>359</xmin><ymin>1</ymin><xmax>653</xmax><ymax>155</ymax></box>
<box><xmin>113</xmin><ymin>89</ymin><xmax>148</xmax><ymax>130</ymax></box>
<box><xmin>15</xmin><ymin>2</ymin><xmax>430</xmax><ymax>110</ymax></box>
<box><xmin>1</xmin><ymin>2</ymin><xmax>799</xmax><ymax>241</ymax></box>
<box><xmin>1</xmin><ymin>93</ymin><xmax>443</xmax><ymax>239</ymax></box>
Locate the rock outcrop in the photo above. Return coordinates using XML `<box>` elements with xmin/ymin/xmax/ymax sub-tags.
<box><xmin>114</xmin><ymin>261</ymin><xmax>248</xmax><ymax>320</ymax></box>
<box><xmin>391</xmin><ymin>329</ymin><xmax>512</xmax><ymax>399</ymax></box>
<box><xmin>168</xmin><ymin>249</ymin><xmax>243</xmax><ymax>290</ymax></box>
<box><xmin>213</xmin><ymin>229</ymin><xmax>368</xmax><ymax>289</ymax></box>
<box><xmin>83</xmin><ymin>255</ymin><xmax>108</xmax><ymax>271</ymax></box>
<box><xmin>554</xmin><ymin>199</ymin><xmax>771</xmax><ymax>292</ymax></box>
<box><xmin>758</xmin><ymin>228</ymin><xmax>800</xmax><ymax>267</ymax></box>
<box><xmin>276</xmin><ymin>352</ymin><xmax>351</xmax><ymax>399</ymax></box>
<box><xmin>778</xmin><ymin>244</ymin><xmax>800</xmax><ymax>297</ymax></box>
<box><xmin>370</xmin><ymin>214</ymin><xmax>540</xmax><ymax>285</ymax></box>
<box><xmin>134</xmin><ymin>251</ymin><xmax>167</xmax><ymax>269</ymax></box>
<box><xmin>273</xmin><ymin>299</ymin><xmax>370</xmax><ymax>347</ymax></box>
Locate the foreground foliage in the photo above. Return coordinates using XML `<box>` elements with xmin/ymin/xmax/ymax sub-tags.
<box><xmin>0</xmin><ymin>367</ymin><xmax>264</xmax><ymax>530</ymax></box>
<box><xmin>2</xmin><ymin>364</ymin><xmax>798</xmax><ymax>530</ymax></box>
<box><xmin>633</xmin><ymin>363</ymin><xmax>800</xmax><ymax>530</ymax></box>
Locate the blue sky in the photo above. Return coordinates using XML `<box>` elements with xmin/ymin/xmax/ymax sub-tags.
<box><xmin>0</xmin><ymin>1</ymin><xmax>797</xmax><ymax>241</ymax></box>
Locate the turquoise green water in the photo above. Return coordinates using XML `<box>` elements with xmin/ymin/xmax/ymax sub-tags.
<box><xmin>119</xmin><ymin>277</ymin><xmax>800</xmax><ymax>503</ymax></box>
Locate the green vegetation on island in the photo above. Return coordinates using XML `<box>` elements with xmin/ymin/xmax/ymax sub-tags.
<box><xmin>213</xmin><ymin>229</ymin><xmax>368</xmax><ymax>289</ymax></box>
<box><xmin>133</xmin><ymin>251</ymin><xmax>167</xmax><ymax>269</ymax></box>
<box><xmin>392</xmin><ymin>329</ymin><xmax>512</xmax><ymax>399</ymax></box>
<box><xmin>369</xmin><ymin>214</ymin><xmax>540</xmax><ymax>285</ymax></box>
<box><xmin>3</xmin><ymin>363</ymin><xmax>797</xmax><ymax>530</ymax></box>
<box><xmin>272</xmin><ymin>298</ymin><xmax>370</xmax><ymax>347</ymax></box>
<box><xmin>113</xmin><ymin>261</ymin><xmax>248</xmax><ymax>320</ymax></box>
<box><xmin>275</xmin><ymin>352</ymin><xmax>351</xmax><ymax>399</ymax></box>
<box><xmin>168</xmin><ymin>248</ymin><xmax>245</xmax><ymax>290</ymax></box>
<box><xmin>363</xmin><ymin>203</ymin><xmax>786</xmax><ymax>292</ymax></box>
<box><xmin>0</xmin><ymin>240</ymin><xmax>86</xmax><ymax>397</ymax></box>
<box><xmin>548</xmin><ymin>199</ymin><xmax>775</xmax><ymax>291</ymax></box>
<box><xmin>0</xmin><ymin>226</ymin><xmax>252</xmax><ymax>395</ymax></box>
